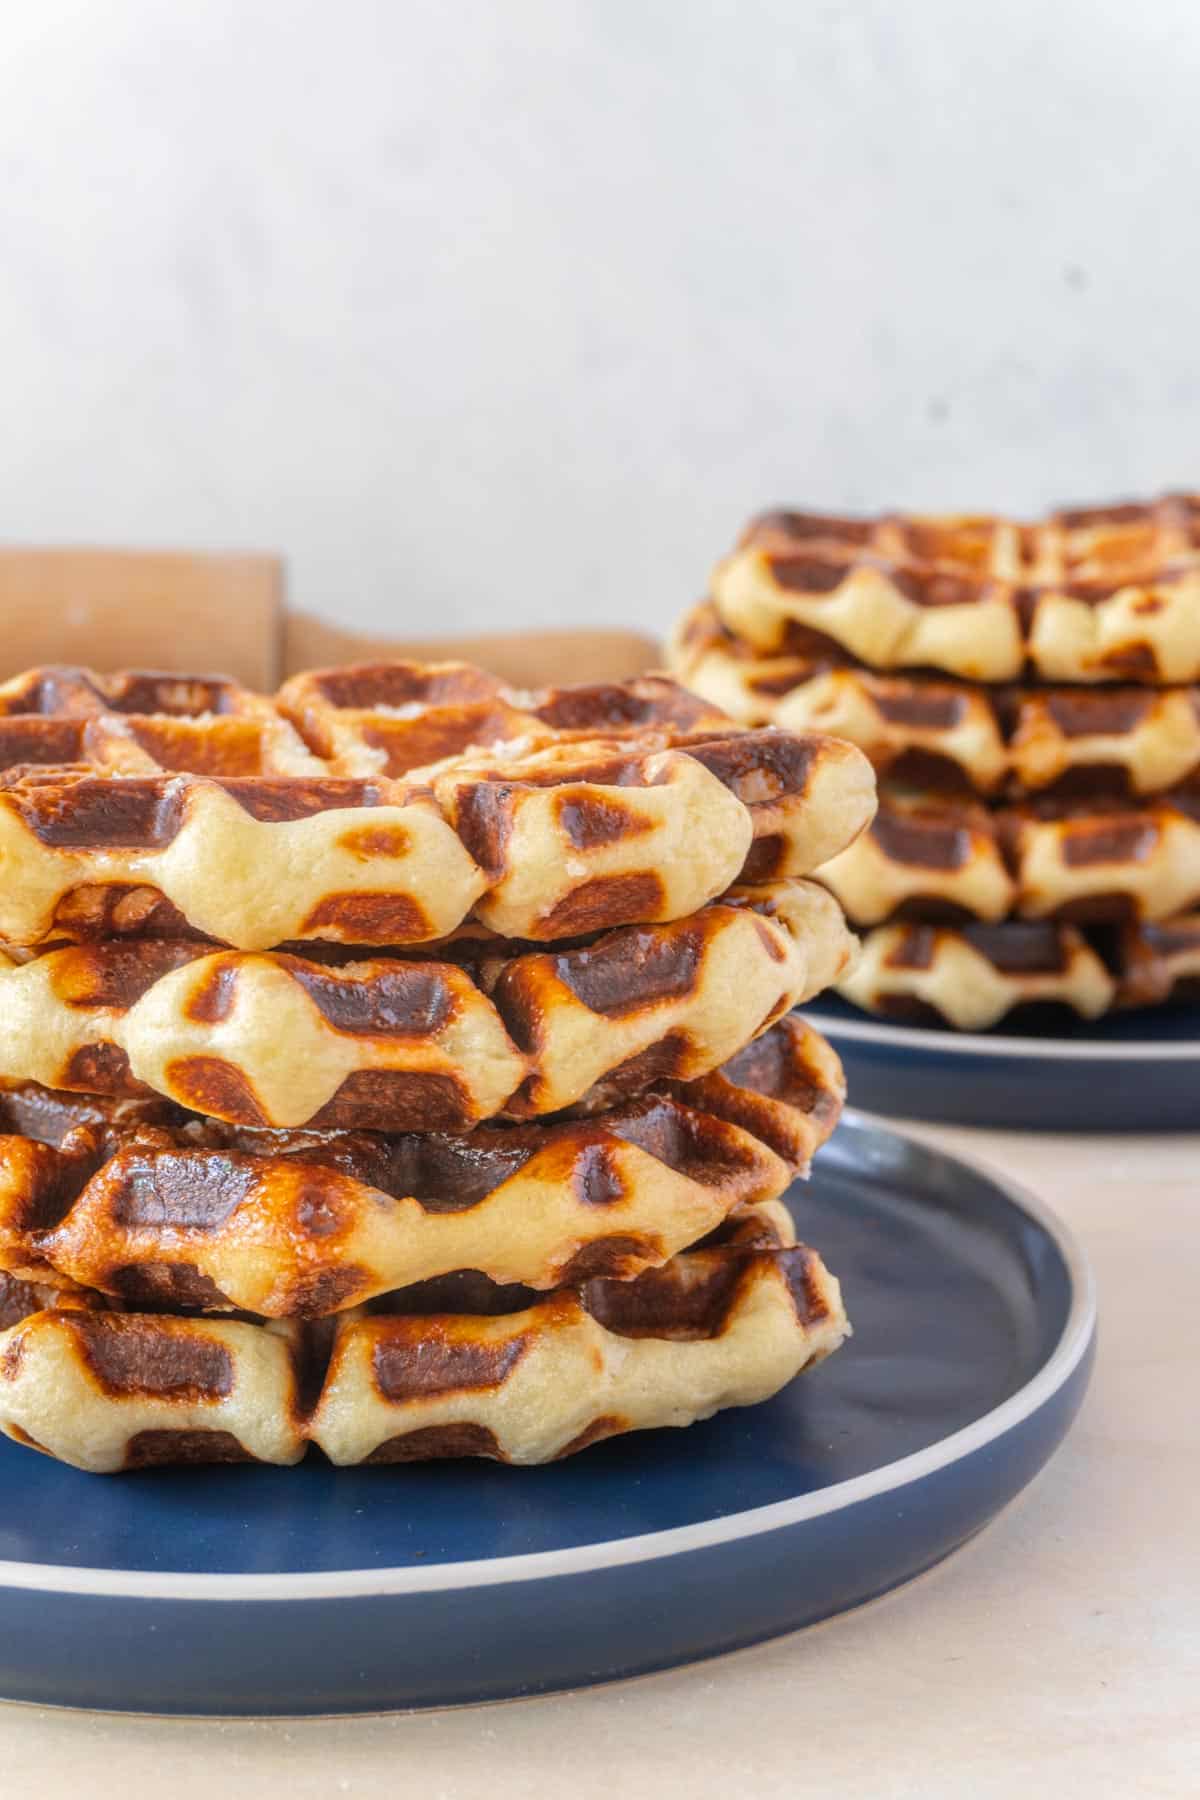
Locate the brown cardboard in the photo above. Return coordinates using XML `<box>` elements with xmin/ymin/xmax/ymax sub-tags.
<box><xmin>0</xmin><ymin>549</ymin><xmax>283</xmax><ymax>688</ymax></box>
<box><xmin>0</xmin><ymin>547</ymin><xmax>661</xmax><ymax>689</ymax></box>
<box><xmin>284</xmin><ymin>613</ymin><xmax>661</xmax><ymax>685</ymax></box>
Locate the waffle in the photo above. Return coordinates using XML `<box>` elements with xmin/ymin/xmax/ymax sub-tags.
<box><xmin>0</xmin><ymin>731</ymin><xmax>872</xmax><ymax>951</ymax></box>
<box><xmin>275</xmin><ymin>663</ymin><xmax>732</xmax><ymax>776</ymax></box>
<box><xmin>818</xmin><ymin>791</ymin><xmax>1200</xmax><ymax>927</ymax></box>
<box><xmin>709</xmin><ymin>495</ymin><xmax>1200</xmax><ymax>683</ymax></box>
<box><xmin>671</xmin><ymin>599</ymin><xmax>1200</xmax><ymax>800</ymax></box>
<box><xmin>0</xmin><ymin>1203</ymin><xmax>848</xmax><ymax>1472</ymax></box>
<box><xmin>835</xmin><ymin>920</ymin><xmax>1118</xmax><ymax>1028</ymax></box>
<box><xmin>0</xmin><ymin>881</ymin><xmax>854</xmax><ymax>1129</ymax></box>
<box><xmin>0</xmin><ymin>665</ymin><xmax>324</xmax><ymax>777</ymax></box>
<box><xmin>0</xmin><ymin>1016</ymin><xmax>845</xmax><ymax>1316</ymax></box>
<box><xmin>835</xmin><ymin>912</ymin><xmax>1200</xmax><ymax>1027</ymax></box>
<box><xmin>0</xmin><ymin>663</ymin><xmax>726</xmax><ymax>778</ymax></box>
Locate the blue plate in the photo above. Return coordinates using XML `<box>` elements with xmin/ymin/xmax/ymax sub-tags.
<box><xmin>806</xmin><ymin>997</ymin><xmax>1200</xmax><ymax>1131</ymax></box>
<box><xmin>0</xmin><ymin>1114</ymin><xmax>1095</xmax><ymax>1715</ymax></box>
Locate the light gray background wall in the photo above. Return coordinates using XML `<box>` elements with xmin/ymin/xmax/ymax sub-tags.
<box><xmin>1</xmin><ymin>0</ymin><xmax>1196</xmax><ymax>642</ymax></box>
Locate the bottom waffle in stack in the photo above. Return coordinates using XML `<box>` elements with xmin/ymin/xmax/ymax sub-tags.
<box><xmin>0</xmin><ymin>1018</ymin><xmax>851</xmax><ymax>1472</ymax></box>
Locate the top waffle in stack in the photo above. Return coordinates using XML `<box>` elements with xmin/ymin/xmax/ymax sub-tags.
<box><xmin>0</xmin><ymin>658</ymin><xmax>871</xmax><ymax>1470</ymax></box>
<box><xmin>0</xmin><ymin>660</ymin><xmax>873</xmax><ymax>948</ymax></box>
<box><xmin>670</xmin><ymin>496</ymin><xmax>1200</xmax><ymax>1028</ymax></box>
<box><xmin>703</xmin><ymin>494</ymin><xmax>1200</xmax><ymax>684</ymax></box>
<box><xmin>0</xmin><ymin>659</ymin><xmax>873</xmax><ymax>1131</ymax></box>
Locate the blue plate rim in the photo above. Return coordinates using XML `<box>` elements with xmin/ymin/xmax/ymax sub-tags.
<box><xmin>805</xmin><ymin>1004</ymin><xmax>1200</xmax><ymax>1061</ymax></box>
<box><xmin>0</xmin><ymin>1111</ymin><xmax>1097</xmax><ymax>1605</ymax></box>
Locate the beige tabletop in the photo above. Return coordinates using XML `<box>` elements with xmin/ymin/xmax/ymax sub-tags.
<box><xmin>2</xmin><ymin>1117</ymin><xmax>1196</xmax><ymax>1800</ymax></box>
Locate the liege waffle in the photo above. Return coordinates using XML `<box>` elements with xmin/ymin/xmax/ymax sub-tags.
<box><xmin>0</xmin><ymin>672</ymin><xmax>874</xmax><ymax>949</ymax></box>
<box><xmin>836</xmin><ymin>920</ymin><xmax>1118</xmax><ymax>1028</ymax></box>
<box><xmin>0</xmin><ymin>1016</ymin><xmax>845</xmax><ymax>1316</ymax></box>
<box><xmin>835</xmin><ymin>914</ymin><xmax>1200</xmax><ymax>1027</ymax></box>
<box><xmin>0</xmin><ymin>663</ymin><xmax>723</xmax><ymax>780</ymax></box>
<box><xmin>275</xmin><ymin>663</ymin><xmax>731</xmax><ymax>775</ymax></box>
<box><xmin>0</xmin><ymin>1202</ymin><xmax>848</xmax><ymax>1472</ymax></box>
<box><xmin>0</xmin><ymin>880</ymin><xmax>855</xmax><ymax>1129</ymax></box>
<box><xmin>0</xmin><ymin>665</ymin><xmax>325</xmax><ymax>778</ymax></box>
<box><xmin>671</xmin><ymin>598</ymin><xmax>1200</xmax><ymax>800</ymax></box>
<box><xmin>709</xmin><ymin>495</ymin><xmax>1200</xmax><ymax>683</ymax></box>
<box><xmin>818</xmin><ymin>791</ymin><xmax>1200</xmax><ymax>927</ymax></box>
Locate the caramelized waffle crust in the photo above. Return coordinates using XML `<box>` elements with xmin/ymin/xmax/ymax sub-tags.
<box><xmin>672</xmin><ymin>598</ymin><xmax>1200</xmax><ymax>800</ymax></box>
<box><xmin>0</xmin><ymin>880</ymin><xmax>855</xmax><ymax>1129</ymax></box>
<box><xmin>0</xmin><ymin>1205</ymin><xmax>849</xmax><ymax>1472</ymax></box>
<box><xmin>0</xmin><ymin>664</ymin><xmax>726</xmax><ymax>779</ymax></box>
<box><xmin>0</xmin><ymin>666</ymin><xmax>875</xmax><ymax>950</ymax></box>
<box><xmin>837</xmin><ymin>915</ymin><xmax>1200</xmax><ymax>1028</ymax></box>
<box><xmin>709</xmin><ymin>495</ymin><xmax>1200</xmax><ymax>683</ymax></box>
<box><xmin>0</xmin><ymin>1017</ymin><xmax>845</xmax><ymax>1317</ymax></box>
<box><xmin>818</xmin><ymin>790</ymin><xmax>1200</xmax><ymax>927</ymax></box>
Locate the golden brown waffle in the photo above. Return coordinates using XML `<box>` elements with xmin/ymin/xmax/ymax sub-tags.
<box><xmin>0</xmin><ymin>1203</ymin><xmax>848</xmax><ymax>1472</ymax></box>
<box><xmin>835</xmin><ymin>912</ymin><xmax>1200</xmax><ymax>1026</ymax></box>
<box><xmin>818</xmin><ymin>791</ymin><xmax>1200</xmax><ymax>927</ymax></box>
<box><xmin>671</xmin><ymin>599</ymin><xmax>1200</xmax><ymax>800</ymax></box>
<box><xmin>0</xmin><ymin>731</ymin><xmax>873</xmax><ymax>951</ymax></box>
<box><xmin>835</xmin><ymin>920</ymin><xmax>1118</xmax><ymax>1028</ymax></box>
<box><xmin>710</xmin><ymin>495</ymin><xmax>1200</xmax><ymax>683</ymax></box>
<box><xmin>0</xmin><ymin>1017</ymin><xmax>845</xmax><ymax>1316</ymax></box>
<box><xmin>0</xmin><ymin>1308</ymin><xmax>310</xmax><ymax>1469</ymax></box>
<box><xmin>0</xmin><ymin>665</ymin><xmax>324</xmax><ymax>777</ymax></box>
<box><xmin>0</xmin><ymin>663</ymin><xmax>726</xmax><ymax>780</ymax></box>
<box><xmin>0</xmin><ymin>880</ymin><xmax>854</xmax><ymax>1129</ymax></box>
<box><xmin>275</xmin><ymin>663</ymin><xmax>731</xmax><ymax>775</ymax></box>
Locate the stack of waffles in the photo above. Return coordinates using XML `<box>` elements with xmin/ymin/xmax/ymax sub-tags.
<box><xmin>0</xmin><ymin>659</ymin><xmax>875</xmax><ymax>1472</ymax></box>
<box><xmin>671</xmin><ymin>495</ymin><xmax>1200</xmax><ymax>1029</ymax></box>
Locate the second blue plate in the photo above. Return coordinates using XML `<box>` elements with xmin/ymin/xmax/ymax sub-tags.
<box><xmin>805</xmin><ymin>996</ymin><xmax>1200</xmax><ymax>1130</ymax></box>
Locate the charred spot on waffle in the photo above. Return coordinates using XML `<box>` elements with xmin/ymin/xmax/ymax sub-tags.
<box><xmin>305</xmin><ymin>663</ymin><xmax>505</xmax><ymax>711</ymax></box>
<box><xmin>537</xmin><ymin>872</ymin><xmax>665</xmax><ymax>937</ymax></box>
<box><xmin>283</xmin><ymin>1266</ymin><xmax>369</xmax><ymax>1318</ymax></box>
<box><xmin>308</xmin><ymin>1069</ymin><xmax>478</xmax><ymax>1134</ymax></box>
<box><xmin>124</xmin><ymin>1428</ymin><xmax>256</xmax><ymax>1467</ymax></box>
<box><xmin>580</xmin><ymin>1253</ymin><xmax>749</xmax><ymax>1338</ymax></box>
<box><xmin>741</xmin><ymin>510</ymin><xmax>874</xmax><ymax>548</ymax></box>
<box><xmin>370</xmin><ymin>1319</ymin><xmax>531</xmax><ymax>1400</ymax></box>
<box><xmin>362</xmin><ymin>1423</ymin><xmax>505</xmax><ymax>1463</ymax></box>
<box><xmin>2</xmin><ymin>777</ymin><xmax>190</xmax><ymax>849</ymax></box>
<box><xmin>67</xmin><ymin>1313</ymin><xmax>235</xmax><ymax>1401</ymax></box>
<box><xmin>101</xmin><ymin>1150</ymin><xmax>258</xmax><ymax>1231</ymax></box>
<box><xmin>108</xmin><ymin>1261</ymin><xmax>234</xmax><ymax>1310</ymax></box>
<box><xmin>61</xmin><ymin>1042</ymin><xmax>139</xmax><ymax>1095</ymax></box>
<box><xmin>554</xmin><ymin>1415</ymin><xmax>628</xmax><ymax>1458</ymax></box>
<box><xmin>545</xmin><ymin>918</ymin><xmax>706</xmax><ymax>1017</ymax></box>
<box><xmin>1060</xmin><ymin>815</ymin><xmax>1161</xmax><ymax>868</ymax></box>
<box><xmin>451</xmin><ymin>782</ymin><xmax>514</xmax><ymax>877</ymax></box>
<box><xmin>555</xmin><ymin>791</ymin><xmax>654</xmax><ymax>851</ymax></box>
<box><xmin>780</xmin><ymin>1245</ymin><xmax>834</xmax><ymax>1327</ymax></box>
<box><xmin>683</xmin><ymin>729</ymin><xmax>819</xmax><ymax>804</ymax></box>
<box><xmin>284</xmin><ymin>958</ymin><xmax>455</xmax><ymax>1037</ymax></box>
<box><xmin>767</xmin><ymin>554</ymin><xmax>853</xmax><ymax>595</ymax></box>
<box><xmin>299</xmin><ymin>892</ymin><xmax>431</xmax><ymax>942</ymax></box>
<box><xmin>871</xmin><ymin>805</ymin><xmax>976</xmax><ymax>872</ymax></box>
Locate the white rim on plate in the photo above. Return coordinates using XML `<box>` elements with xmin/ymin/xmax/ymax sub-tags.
<box><xmin>805</xmin><ymin>1003</ymin><xmax>1200</xmax><ymax>1061</ymax></box>
<box><xmin>0</xmin><ymin>1119</ymin><xmax>1096</xmax><ymax>1604</ymax></box>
